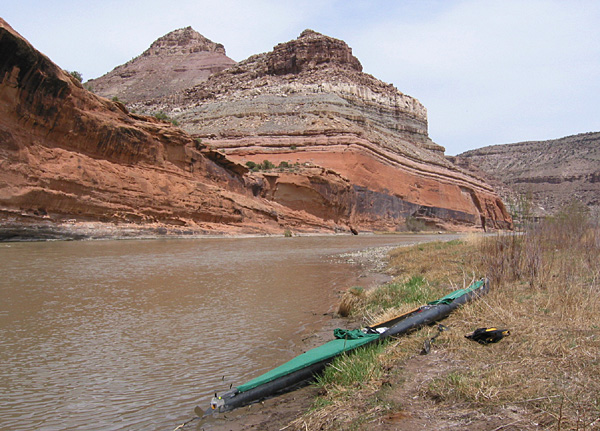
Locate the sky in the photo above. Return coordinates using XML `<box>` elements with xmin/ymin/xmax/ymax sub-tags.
<box><xmin>3</xmin><ymin>0</ymin><xmax>600</xmax><ymax>155</ymax></box>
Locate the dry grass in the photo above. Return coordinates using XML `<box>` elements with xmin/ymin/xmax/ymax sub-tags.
<box><xmin>337</xmin><ymin>286</ymin><xmax>366</xmax><ymax>317</ymax></box>
<box><xmin>343</xmin><ymin>240</ymin><xmax>484</xmax><ymax>326</ymax></box>
<box><xmin>291</xmin><ymin>204</ymin><xmax>600</xmax><ymax>430</ymax></box>
<box><xmin>386</xmin><ymin>239</ymin><xmax>480</xmax><ymax>285</ymax></box>
<box><xmin>427</xmin><ymin>207</ymin><xmax>600</xmax><ymax>430</ymax></box>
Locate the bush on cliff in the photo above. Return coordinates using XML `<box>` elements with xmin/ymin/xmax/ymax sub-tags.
<box><xmin>153</xmin><ymin>111</ymin><xmax>179</xmax><ymax>126</ymax></box>
<box><xmin>68</xmin><ymin>70</ymin><xmax>83</xmax><ymax>82</ymax></box>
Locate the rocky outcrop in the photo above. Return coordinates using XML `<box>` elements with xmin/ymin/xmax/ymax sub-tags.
<box><xmin>147</xmin><ymin>30</ymin><xmax>440</xmax><ymax>156</ymax></box>
<box><xmin>455</xmin><ymin>132</ymin><xmax>600</xmax><ymax>216</ymax></box>
<box><xmin>0</xmin><ymin>18</ymin><xmax>351</xmax><ymax>238</ymax></box>
<box><xmin>0</xmin><ymin>20</ymin><xmax>512</xmax><ymax>239</ymax></box>
<box><xmin>267</xmin><ymin>29</ymin><xmax>363</xmax><ymax>75</ymax></box>
<box><xmin>135</xmin><ymin>30</ymin><xmax>512</xmax><ymax>231</ymax></box>
<box><xmin>85</xmin><ymin>27</ymin><xmax>235</xmax><ymax>104</ymax></box>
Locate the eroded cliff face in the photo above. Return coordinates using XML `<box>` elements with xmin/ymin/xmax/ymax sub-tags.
<box><xmin>0</xmin><ymin>19</ymin><xmax>350</xmax><ymax>238</ymax></box>
<box><xmin>0</xmin><ymin>21</ymin><xmax>512</xmax><ymax>239</ymax></box>
<box><xmin>137</xmin><ymin>30</ymin><xmax>512</xmax><ymax>231</ymax></box>
<box><xmin>455</xmin><ymin>132</ymin><xmax>600</xmax><ymax>216</ymax></box>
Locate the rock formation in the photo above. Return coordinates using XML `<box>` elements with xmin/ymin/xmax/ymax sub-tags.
<box><xmin>0</xmin><ymin>19</ymin><xmax>340</xmax><ymax>239</ymax></box>
<box><xmin>136</xmin><ymin>30</ymin><xmax>512</xmax><ymax>231</ymax></box>
<box><xmin>85</xmin><ymin>26</ymin><xmax>235</xmax><ymax>104</ymax></box>
<box><xmin>0</xmin><ymin>20</ymin><xmax>512</xmax><ymax>240</ymax></box>
<box><xmin>455</xmin><ymin>132</ymin><xmax>600</xmax><ymax>217</ymax></box>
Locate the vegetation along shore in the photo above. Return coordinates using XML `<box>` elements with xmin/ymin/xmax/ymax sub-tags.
<box><xmin>204</xmin><ymin>203</ymin><xmax>598</xmax><ymax>431</ymax></box>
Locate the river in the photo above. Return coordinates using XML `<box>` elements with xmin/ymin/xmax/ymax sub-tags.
<box><xmin>0</xmin><ymin>234</ymin><xmax>456</xmax><ymax>430</ymax></box>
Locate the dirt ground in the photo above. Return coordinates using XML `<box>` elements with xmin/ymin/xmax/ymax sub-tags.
<box><xmin>365</xmin><ymin>349</ymin><xmax>543</xmax><ymax>431</ymax></box>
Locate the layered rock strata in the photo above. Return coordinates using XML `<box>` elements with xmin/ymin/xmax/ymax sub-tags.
<box><xmin>456</xmin><ymin>132</ymin><xmax>600</xmax><ymax>216</ymax></box>
<box><xmin>0</xmin><ymin>21</ymin><xmax>512</xmax><ymax>238</ymax></box>
<box><xmin>138</xmin><ymin>30</ymin><xmax>512</xmax><ymax>231</ymax></box>
<box><xmin>0</xmin><ymin>19</ymin><xmax>346</xmax><ymax>238</ymax></box>
<box><xmin>86</xmin><ymin>27</ymin><xmax>236</xmax><ymax>104</ymax></box>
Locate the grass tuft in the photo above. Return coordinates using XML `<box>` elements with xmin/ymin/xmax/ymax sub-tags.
<box><xmin>315</xmin><ymin>343</ymin><xmax>386</xmax><ymax>391</ymax></box>
<box><xmin>337</xmin><ymin>286</ymin><xmax>365</xmax><ymax>317</ymax></box>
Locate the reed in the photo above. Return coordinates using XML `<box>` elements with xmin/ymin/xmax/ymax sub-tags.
<box><xmin>426</xmin><ymin>204</ymin><xmax>600</xmax><ymax>430</ymax></box>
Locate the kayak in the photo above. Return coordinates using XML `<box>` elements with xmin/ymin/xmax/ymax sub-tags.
<box><xmin>198</xmin><ymin>278</ymin><xmax>489</xmax><ymax>416</ymax></box>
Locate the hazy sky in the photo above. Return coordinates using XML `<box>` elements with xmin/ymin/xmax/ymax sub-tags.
<box><xmin>4</xmin><ymin>0</ymin><xmax>600</xmax><ymax>155</ymax></box>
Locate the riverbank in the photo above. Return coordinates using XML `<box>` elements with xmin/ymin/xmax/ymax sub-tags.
<box><xmin>290</xmin><ymin>208</ymin><xmax>599</xmax><ymax>430</ymax></box>
<box><xmin>0</xmin><ymin>219</ymin><xmax>271</xmax><ymax>242</ymax></box>
<box><xmin>181</xmin><ymin>244</ymin><xmax>407</xmax><ymax>431</ymax></box>
<box><xmin>0</xmin><ymin>218</ymin><xmax>458</xmax><ymax>242</ymax></box>
<box><xmin>0</xmin><ymin>207</ymin><xmax>479</xmax><ymax>242</ymax></box>
<box><xmin>192</xmin><ymin>204</ymin><xmax>599</xmax><ymax>431</ymax></box>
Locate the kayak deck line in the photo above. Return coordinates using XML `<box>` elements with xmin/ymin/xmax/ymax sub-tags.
<box><xmin>199</xmin><ymin>278</ymin><xmax>489</xmax><ymax>416</ymax></box>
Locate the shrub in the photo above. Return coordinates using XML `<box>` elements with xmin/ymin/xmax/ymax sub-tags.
<box><xmin>506</xmin><ymin>192</ymin><xmax>534</xmax><ymax>229</ymax></box>
<box><xmin>68</xmin><ymin>70</ymin><xmax>82</xmax><ymax>82</ymax></box>
<box><xmin>405</xmin><ymin>216</ymin><xmax>426</xmax><ymax>232</ymax></box>
<box><xmin>245</xmin><ymin>160</ymin><xmax>276</xmax><ymax>171</ymax></box>
<box><xmin>262</xmin><ymin>159</ymin><xmax>275</xmax><ymax>170</ymax></box>
<box><xmin>153</xmin><ymin>111</ymin><xmax>179</xmax><ymax>126</ymax></box>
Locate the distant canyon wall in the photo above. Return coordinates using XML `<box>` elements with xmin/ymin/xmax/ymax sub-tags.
<box><xmin>456</xmin><ymin>132</ymin><xmax>600</xmax><ymax>216</ymax></box>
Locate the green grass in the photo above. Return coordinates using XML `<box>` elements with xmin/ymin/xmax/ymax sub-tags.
<box><xmin>315</xmin><ymin>342</ymin><xmax>386</xmax><ymax>392</ymax></box>
<box><xmin>364</xmin><ymin>275</ymin><xmax>432</xmax><ymax>312</ymax></box>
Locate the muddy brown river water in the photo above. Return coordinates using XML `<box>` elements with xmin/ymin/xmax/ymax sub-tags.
<box><xmin>0</xmin><ymin>234</ymin><xmax>458</xmax><ymax>430</ymax></box>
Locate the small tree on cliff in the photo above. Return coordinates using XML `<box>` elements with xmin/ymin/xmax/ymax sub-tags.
<box><xmin>68</xmin><ymin>70</ymin><xmax>83</xmax><ymax>82</ymax></box>
<box><xmin>262</xmin><ymin>160</ymin><xmax>275</xmax><ymax>170</ymax></box>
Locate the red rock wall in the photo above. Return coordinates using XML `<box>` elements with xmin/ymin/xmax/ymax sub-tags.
<box><xmin>0</xmin><ymin>19</ymin><xmax>331</xmax><ymax>235</ymax></box>
<box><xmin>0</xmin><ymin>19</ymin><xmax>512</xmax><ymax>237</ymax></box>
<box><xmin>209</xmin><ymin>134</ymin><xmax>512</xmax><ymax>231</ymax></box>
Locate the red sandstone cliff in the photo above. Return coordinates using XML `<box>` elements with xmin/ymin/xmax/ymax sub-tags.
<box><xmin>138</xmin><ymin>30</ymin><xmax>512</xmax><ymax>232</ymax></box>
<box><xmin>0</xmin><ymin>19</ymin><xmax>343</xmax><ymax>239</ymax></box>
<box><xmin>0</xmin><ymin>20</ymin><xmax>512</xmax><ymax>239</ymax></box>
